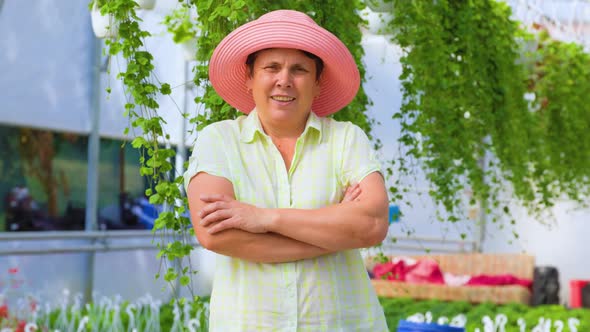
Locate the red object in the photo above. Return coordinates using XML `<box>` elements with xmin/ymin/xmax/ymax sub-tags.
<box><xmin>15</xmin><ymin>320</ymin><xmax>26</xmax><ymax>332</ymax></box>
<box><xmin>466</xmin><ymin>274</ymin><xmax>532</xmax><ymax>289</ymax></box>
<box><xmin>570</xmin><ymin>279</ymin><xmax>590</xmax><ymax>308</ymax></box>
<box><xmin>373</xmin><ymin>259</ymin><xmax>445</xmax><ymax>284</ymax></box>
<box><xmin>373</xmin><ymin>259</ymin><xmax>533</xmax><ymax>289</ymax></box>
<box><xmin>0</xmin><ymin>304</ymin><xmax>8</xmax><ymax>318</ymax></box>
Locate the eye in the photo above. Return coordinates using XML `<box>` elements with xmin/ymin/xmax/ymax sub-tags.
<box><xmin>263</xmin><ymin>64</ymin><xmax>280</xmax><ymax>71</ymax></box>
<box><xmin>292</xmin><ymin>66</ymin><xmax>309</xmax><ymax>73</ymax></box>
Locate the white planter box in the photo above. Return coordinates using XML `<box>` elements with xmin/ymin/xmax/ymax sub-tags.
<box><xmin>366</xmin><ymin>0</ymin><xmax>393</xmax><ymax>13</ymax></box>
<box><xmin>181</xmin><ymin>38</ymin><xmax>198</xmax><ymax>61</ymax></box>
<box><xmin>91</xmin><ymin>5</ymin><xmax>118</xmax><ymax>39</ymax></box>
<box><xmin>137</xmin><ymin>0</ymin><xmax>156</xmax><ymax>10</ymax></box>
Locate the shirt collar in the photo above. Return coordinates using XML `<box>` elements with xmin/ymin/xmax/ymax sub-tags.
<box><xmin>240</xmin><ymin>108</ymin><xmax>323</xmax><ymax>143</ymax></box>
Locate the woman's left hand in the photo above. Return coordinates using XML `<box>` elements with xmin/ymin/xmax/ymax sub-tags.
<box><xmin>198</xmin><ymin>194</ymin><xmax>273</xmax><ymax>234</ymax></box>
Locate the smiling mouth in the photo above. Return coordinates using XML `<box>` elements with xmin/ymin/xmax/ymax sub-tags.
<box><xmin>271</xmin><ymin>96</ymin><xmax>295</xmax><ymax>102</ymax></box>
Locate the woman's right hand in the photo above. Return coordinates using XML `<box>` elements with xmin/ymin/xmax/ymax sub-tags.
<box><xmin>341</xmin><ymin>183</ymin><xmax>361</xmax><ymax>203</ymax></box>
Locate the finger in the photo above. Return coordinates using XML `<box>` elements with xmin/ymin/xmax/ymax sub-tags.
<box><xmin>342</xmin><ymin>193</ymin><xmax>352</xmax><ymax>202</ymax></box>
<box><xmin>342</xmin><ymin>194</ymin><xmax>354</xmax><ymax>203</ymax></box>
<box><xmin>207</xmin><ymin>218</ymin><xmax>235</xmax><ymax>234</ymax></box>
<box><xmin>346</xmin><ymin>183</ymin><xmax>359</xmax><ymax>193</ymax></box>
<box><xmin>199</xmin><ymin>193</ymin><xmax>233</xmax><ymax>202</ymax></box>
<box><xmin>345</xmin><ymin>183</ymin><xmax>357</xmax><ymax>193</ymax></box>
<box><xmin>342</xmin><ymin>185</ymin><xmax>362</xmax><ymax>202</ymax></box>
<box><xmin>199</xmin><ymin>201</ymin><xmax>229</xmax><ymax>218</ymax></box>
<box><xmin>342</xmin><ymin>189</ymin><xmax>352</xmax><ymax>201</ymax></box>
<box><xmin>200</xmin><ymin>209</ymin><xmax>233</xmax><ymax>227</ymax></box>
<box><xmin>349</xmin><ymin>187</ymin><xmax>361</xmax><ymax>200</ymax></box>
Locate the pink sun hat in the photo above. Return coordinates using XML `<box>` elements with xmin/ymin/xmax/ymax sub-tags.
<box><xmin>208</xmin><ymin>10</ymin><xmax>360</xmax><ymax>117</ymax></box>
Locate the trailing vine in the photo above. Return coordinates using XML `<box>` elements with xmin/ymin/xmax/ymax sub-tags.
<box><xmin>92</xmin><ymin>0</ymin><xmax>195</xmax><ymax>301</ymax></box>
<box><xmin>523</xmin><ymin>25</ymin><xmax>590</xmax><ymax>207</ymax></box>
<box><xmin>385</xmin><ymin>0</ymin><xmax>590</xmax><ymax>237</ymax></box>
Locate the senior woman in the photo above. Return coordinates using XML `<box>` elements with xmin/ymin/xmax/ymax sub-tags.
<box><xmin>184</xmin><ymin>9</ymin><xmax>390</xmax><ymax>331</ymax></box>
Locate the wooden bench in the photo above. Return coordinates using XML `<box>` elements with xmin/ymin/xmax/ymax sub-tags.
<box><xmin>366</xmin><ymin>253</ymin><xmax>535</xmax><ymax>304</ymax></box>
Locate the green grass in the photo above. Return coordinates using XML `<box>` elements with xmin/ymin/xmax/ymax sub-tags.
<box><xmin>378</xmin><ymin>297</ymin><xmax>590</xmax><ymax>331</ymax></box>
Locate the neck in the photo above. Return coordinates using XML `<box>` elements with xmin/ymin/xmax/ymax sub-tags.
<box><xmin>258</xmin><ymin>114</ymin><xmax>309</xmax><ymax>140</ymax></box>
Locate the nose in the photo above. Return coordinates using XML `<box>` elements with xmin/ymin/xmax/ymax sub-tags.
<box><xmin>276</xmin><ymin>69</ymin><xmax>292</xmax><ymax>88</ymax></box>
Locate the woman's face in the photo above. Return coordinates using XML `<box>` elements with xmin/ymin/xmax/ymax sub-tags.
<box><xmin>246</xmin><ymin>48</ymin><xmax>321</xmax><ymax>124</ymax></box>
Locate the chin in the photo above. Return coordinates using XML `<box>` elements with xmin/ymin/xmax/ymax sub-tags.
<box><xmin>267</xmin><ymin>108</ymin><xmax>296</xmax><ymax>120</ymax></box>
<box><xmin>273</xmin><ymin>107</ymin><xmax>310</xmax><ymax>119</ymax></box>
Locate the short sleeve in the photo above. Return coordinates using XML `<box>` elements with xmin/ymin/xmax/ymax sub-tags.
<box><xmin>340</xmin><ymin>123</ymin><xmax>382</xmax><ymax>186</ymax></box>
<box><xmin>183</xmin><ymin>124</ymin><xmax>232</xmax><ymax>192</ymax></box>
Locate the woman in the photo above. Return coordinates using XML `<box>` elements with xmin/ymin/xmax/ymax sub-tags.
<box><xmin>184</xmin><ymin>9</ymin><xmax>390</xmax><ymax>331</ymax></box>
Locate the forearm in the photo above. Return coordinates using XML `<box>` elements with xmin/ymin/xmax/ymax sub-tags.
<box><xmin>201</xmin><ymin>228</ymin><xmax>333</xmax><ymax>263</ymax></box>
<box><xmin>268</xmin><ymin>201</ymin><xmax>389</xmax><ymax>251</ymax></box>
<box><xmin>187</xmin><ymin>173</ymin><xmax>332</xmax><ymax>263</ymax></box>
<box><xmin>266</xmin><ymin>172</ymin><xmax>390</xmax><ymax>251</ymax></box>
<box><xmin>191</xmin><ymin>172</ymin><xmax>387</xmax><ymax>255</ymax></box>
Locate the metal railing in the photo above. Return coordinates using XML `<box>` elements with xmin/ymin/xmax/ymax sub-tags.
<box><xmin>0</xmin><ymin>231</ymin><xmax>473</xmax><ymax>256</ymax></box>
<box><xmin>377</xmin><ymin>235</ymin><xmax>477</xmax><ymax>254</ymax></box>
<box><xmin>0</xmin><ymin>230</ymin><xmax>200</xmax><ymax>256</ymax></box>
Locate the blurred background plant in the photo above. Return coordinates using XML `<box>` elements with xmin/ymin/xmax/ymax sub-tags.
<box><xmin>384</xmin><ymin>0</ymin><xmax>590</xmax><ymax>239</ymax></box>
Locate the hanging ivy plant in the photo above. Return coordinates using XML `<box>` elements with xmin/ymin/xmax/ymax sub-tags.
<box><xmin>523</xmin><ymin>25</ymin><xmax>590</xmax><ymax>207</ymax></box>
<box><xmin>386</xmin><ymin>0</ymin><xmax>590</xmax><ymax>234</ymax></box>
<box><xmin>387</xmin><ymin>0</ymin><xmax>531</xmax><ymax>227</ymax></box>
<box><xmin>91</xmin><ymin>0</ymin><xmax>195</xmax><ymax>300</ymax></box>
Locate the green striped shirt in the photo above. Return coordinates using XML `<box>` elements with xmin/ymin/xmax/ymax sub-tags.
<box><xmin>184</xmin><ymin>109</ymin><xmax>388</xmax><ymax>331</ymax></box>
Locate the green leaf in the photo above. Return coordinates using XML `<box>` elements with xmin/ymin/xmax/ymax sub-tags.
<box><xmin>149</xmin><ymin>193</ymin><xmax>161</xmax><ymax>205</ymax></box>
<box><xmin>164</xmin><ymin>268</ymin><xmax>178</xmax><ymax>282</ymax></box>
<box><xmin>180</xmin><ymin>275</ymin><xmax>190</xmax><ymax>286</ymax></box>
<box><xmin>131</xmin><ymin>137</ymin><xmax>148</xmax><ymax>148</ymax></box>
<box><xmin>160</xmin><ymin>83</ymin><xmax>171</xmax><ymax>95</ymax></box>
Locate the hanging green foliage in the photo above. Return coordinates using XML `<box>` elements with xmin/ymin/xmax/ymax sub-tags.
<box><xmin>523</xmin><ymin>26</ymin><xmax>590</xmax><ymax>206</ymax></box>
<box><xmin>386</xmin><ymin>0</ymin><xmax>589</xmax><ymax>230</ymax></box>
<box><xmin>92</xmin><ymin>0</ymin><xmax>195</xmax><ymax>298</ymax></box>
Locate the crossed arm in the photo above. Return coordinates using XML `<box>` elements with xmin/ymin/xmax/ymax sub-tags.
<box><xmin>186</xmin><ymin>171</ymin><xmax>389</xmax><ymax>263</ymax></box>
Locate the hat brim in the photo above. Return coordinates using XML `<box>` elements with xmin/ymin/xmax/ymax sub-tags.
<box><xmin>209</xmin><ymin>18</ymin><xmax>360</xmax><ymax>117</ymax></box>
